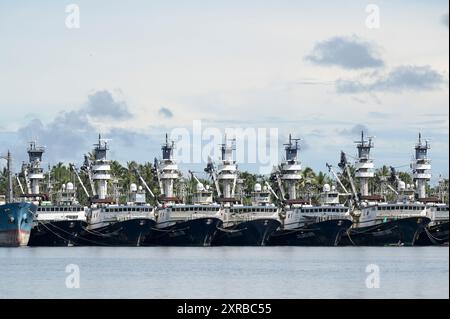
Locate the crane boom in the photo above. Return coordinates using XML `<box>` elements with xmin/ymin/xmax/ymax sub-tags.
<box><xmin>338</xmin><ymin>151</ymin><xmax>359</xmax><ymax>203</ymax></box>
<box><xmin>135</xmin><ymin>169</ymin><xmax>157</xmax><ymax>200</ymax></box>
<box><xmin>264</xmin><ymin>181</ymin><xmax>280</xmax><ymax>200</ymax></box>
<box><xmin>70</xmin><ymin>164</ymin><xmax>90</xmax><ymax>198</ymax></box>
<box><xmin>326</xmin><ymin>163</ymin><xmax>349</xmax><ymax>194</ymax></box>
<box><xmin>15</xmin><ymin>175</ymin><xmax>25</xmax><ymax>195</ymax></box>
<box><xmin>275</xmin><ymin>173</ymin><xmax>286</xmax><ymax>200</ymax></box>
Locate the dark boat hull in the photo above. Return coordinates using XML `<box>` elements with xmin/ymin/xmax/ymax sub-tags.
<box><xmin>340</xmin><ymin>217</ymin><xmax>431</xmax><ymax>246</ymax></box>
<box><xmin>212</xmin><ymin>218</ymin><xmax>281</xmax><ymax>246</ymax></box>
<box><xmin>0</xmin><ymin>202</ymin><xmax>36</xmax><ymax>247</ymax></box>
<box><xmin>416</xmin><ymin>221</ymin><xmax>449</xmax><ymax>246</ymax></box>
<box><xmin>78</xmin><ymin>218</ymin><xmax>156</xmax><ymax>246</ymax></box>
<box><xmin>145</xmin><ymin>217</ymin><xmax>222</xmax><ymax>246</ymax></box>
<box><xmin>28</xmin><ymin>220</ymin><xmax>87</xmax><ymax>246</ymax></box>
<box><xmin>268</xmin><ymin>219</ymin><xmax>353</xmax><ymax>246</ymax></box>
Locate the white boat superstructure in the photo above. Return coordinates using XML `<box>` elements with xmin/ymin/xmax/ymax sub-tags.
<box><xmin>208</xmin><ymin>137</ymin><xmax>281</xmax><ymax>225</ymax></box>
<box><xmin>22</xmin><ymin>142</ymin><xmax>88</xmax><ymax>246</ymax></box>
<box><xmin>336</xmin><ymin>132</ymin><xmax>431</xmax><ymax>246</ymax></box>
<box><xmin>35</xmin><ymin>183</ymin><xmax>87</xmax><ymax>225</ymax></box>
<box><xmin>21</xmin><ymin>142</ymin><xmax>87</xmax><ymax>225</ymax></box>
<box><xmin>83</xmin><ymin>135</ymin><xmax>156</xmax><ymax>233</ymax></box>
<box><xmin>284</xmin><ymin>185</ymin><xmax>351</xmax><ymax>230</ymax></box>
<box><xmin>275</xmin><ymin>135</ymin><xmax>350</xmax><ymax>230</ymax></box>
<box><xmin>87</xmin><ymin>185</ymin><xmax>155</xmax><ymax>230</ymax></box>
<box><xmin>412</xmin><ymin>133</ymin><xmax>432</xmax><ymax>200</ymax></box>
<box><xmin>358</xmin><ymin>202</ymin><xmax>428</xmax><ymax>228</ymax></box>
<box><xmin>222</xmin><ymin>183</ymin><xmax>280</xmax><ymax>228</ymax></box>
<box><xmin>155</xmin><ymin>135</ymin><xmax>223</xmax><ymax>229</ymax></box>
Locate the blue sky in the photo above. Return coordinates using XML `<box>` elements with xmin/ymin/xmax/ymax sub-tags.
<box><xmin>0</xmin><ymin>0</ymin><xmax>448</xmax><ymax>182</ymax></box>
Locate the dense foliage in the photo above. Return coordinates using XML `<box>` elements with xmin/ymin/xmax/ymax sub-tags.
<box><xmin>0</xmin><ymin>161</ymin><xmax>448</xmax><ymax>205</ymax></box>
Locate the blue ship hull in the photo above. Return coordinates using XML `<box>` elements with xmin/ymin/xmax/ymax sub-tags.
<box><xmin>0</xmin><ymin>202</ymin><xmax>37</xmax><ymax>247</ymax></box>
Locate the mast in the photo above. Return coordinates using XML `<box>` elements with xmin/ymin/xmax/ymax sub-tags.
<box><xmin>92</xmin><ymin>134</ymin><xmax>111</xmax><ymax>200</ymax></box>
<box><xmin>354</xmin><ymin>131</ymin><xmax>374</xmax><ymax>198</ymax></box>
<box><xmin>158</xmin><ymin>134</ymin><xmax>180</xmax><ymax>202</ymax></box>
<box><xmin>217</xmin><ymin>136</ymin><xmax>238</xmax><ymax>199</ymax></box>
<box><xmin>6</xmin><ymin>151</ymin><xmax>13</xmax><ymax>203</ymax></box>
<box><xmin>412</xmin><ymin>133</ymin><xmax>431</xmax><ymax>200</ymax></box>
<box><xmin>280</xmin><ymin>134</ymin><xmax>302</xmax><ymax>200</ymax></box>
<box><xmin>27</xmin><ymin>141</ymin><xmax>45</xmax><ymax>195</ymax></box>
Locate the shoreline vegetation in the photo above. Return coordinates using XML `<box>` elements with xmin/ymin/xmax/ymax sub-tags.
<box><xmin>1</xmin><ymin>160</ymin><xmax>448</xmax><ymax>206</ymax></box>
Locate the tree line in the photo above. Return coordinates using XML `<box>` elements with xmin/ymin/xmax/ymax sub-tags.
<box><xmin>0</xmin><ymin>161</ymin><xmax>448</xmax><ymax>205</ymax></box>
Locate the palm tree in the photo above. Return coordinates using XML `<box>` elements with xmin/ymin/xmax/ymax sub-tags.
<box><xmin>398</xmin><ymin>171</ymin><xmax>413</xmax><ymax>185</ymax></box>
<box><xmin>299</xmin><ymin>167</ymin><xmax>315</xmax><ymax>194</ymax></box>
<box><xmin>373</xmin><ymin>165</ymin><xmax>390</xmax><ymax>194</ymax></box>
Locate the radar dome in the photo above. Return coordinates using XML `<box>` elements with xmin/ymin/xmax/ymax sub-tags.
<box><xmin>197</xmin><ymin>183</ymin><xmax>205</xmax><ymax>192</ymax></box>
<box><xmin>323</xmin><ymin>184</ymin><xmax>331</xmax><ymax>192</ymax></box>
<box><xmin>254</xmin><ymin>183</ymin><xmax>262</xmax><ymax>192</ymax></box>
<box><xmin>66</xmin><ymin>182</ymin><xmax>74</xmax><ymax>191</ymax></box>
<box><xmin>138</xmin><ymin>186</ymin><xmax>143</xmax><ymax>191</ymax></box>
<box><xmin>130</xmin><ymin>183</ymin><xmax>138</xmax><ymax>192</ymax></box>
<box><xmin>398</xmin><ymin>181</ymin><xmax>406</xmax><ymax>191</ymax></box>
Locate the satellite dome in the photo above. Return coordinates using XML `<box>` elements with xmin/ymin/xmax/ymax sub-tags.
<box><xmin>138</xmin><ymin>185</ymin><xmax>143</xmax><ymax>191</ymax></box>
<box><xmin>130</xmin><ymin>183</ymin><xmax>138</xmax><ymax>192</ymax></box>
<box><xmin>398</xmin><ymin>181</ymin><xmax>406</xmax><ymax>191</ymax></box>
<box><xmin>197</xmin><ymin>183</ymin><xmax>205</xmax><ymax>192</ymax></box>
<box><xmin>254</xmin><ymin>183</ymin><xmax>262</xmax><ymax>192</ymax></box>
<box><xmin>66</xmin><ymin>182</ymin><xmax>74</xmax><ymax>191</ymax></box>
<box><xmin>323</xmin><ymin>184</ymin><xmax>331</xmax><ymax>192</ymax></box>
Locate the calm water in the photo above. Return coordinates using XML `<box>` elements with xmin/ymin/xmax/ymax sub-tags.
<box><xmin>0</xmin><ymin>247</ymin><xmax>448</xmax><ymax>299</ymax></box>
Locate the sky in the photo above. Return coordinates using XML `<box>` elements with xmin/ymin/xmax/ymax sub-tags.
<box><xmin>0</xmin><ymin>0</ymin><xmax>448</xmax><ymax>183</ymax></box>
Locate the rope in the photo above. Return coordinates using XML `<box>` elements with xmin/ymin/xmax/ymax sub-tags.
<box><xmin>424</xmin><ymin>227</ymin><xmax>447</xmax><ymax>244</ymax></box>
<box><xmin>81</xmin><ymin>225</ymin><xmax>122</xmax><ymax>238</ymax></box>
<box><xmin>345</xmin><ymin>229</ymin><xmax>357</xmax><ymax>246</ymax></box>
<box><xmin>40</xmin><ymin>220</ymin><xmax>107</xmax><ymax>246</ymax></box>
<box><xmin>151</xmin><ymin>226</ymin><xmax>192</xmax><ymax>241</ymax></box>
<box><xmin>216</xmin><ymin>226</ymin><xmax>247</xmax><ymax>233</ymax></box>
<box><xmin>38</xmin><ymin>221</ymin><xmax>106</xmax><ymax>245</ymax></box>
<box><xmin>36</xmin><ymin>221</ymin><xmax>74</xmax><ymax>244</ymax></box>
<box><xmin>349</xmin><ymin>222</ymin><xmax>398</xmax><ymax>235</ymax></box>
